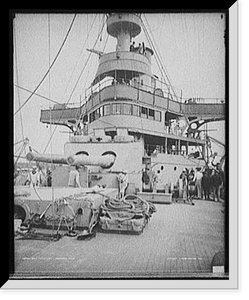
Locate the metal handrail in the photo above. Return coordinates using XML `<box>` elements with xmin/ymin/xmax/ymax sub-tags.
<box><xmin>49</xmin><ymin>75</ymin><xmax>225</xmax><ymax>112</ymax></box>
<box><xmin>87</xmin><ymin>74</ymin><xmax>225</xmax><ymax>105</ymax></box>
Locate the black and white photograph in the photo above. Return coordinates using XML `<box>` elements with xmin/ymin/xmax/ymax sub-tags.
<box><xmin>8</xmin><ymin>6</ymin><xmax>239</xmax><ymax>289</ymax></box>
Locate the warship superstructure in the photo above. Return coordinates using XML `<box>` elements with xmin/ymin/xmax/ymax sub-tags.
<box><xmin>36</xmin><ymin>13</ymin><xmax>225</xmax><ymax>191</ymax></box>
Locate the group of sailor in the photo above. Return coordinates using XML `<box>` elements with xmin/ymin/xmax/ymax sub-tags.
<box><xmin>130</xmin><ymin>41</ymin><xmax>146</xmax><ymax>55</ymax></box>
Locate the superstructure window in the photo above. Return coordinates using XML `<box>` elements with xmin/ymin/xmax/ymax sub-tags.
<box><xmin>88</xmin><ymin>103</ymin><xmax>161</xmax><ymax>123</ymax></box>
<box><xmin>155</xmin><ymin>110</ymin><xmax>161</xmax><ymax>122</ymax></box>
<box><xmin>103</xmin><ymin>104</ymin><xmax>111</xmax><ymax>116</ymax></box>
<box><xmin>99</xmin><ymin>106</ymin><xmax>104</xmax><ymax>117</ymax></box>
<box><xmin>68</xmin><ymin>119</ymin><xmax>76</xmax><ymax>124</ymax></box>
<box><xmin>82</xmin><ymin>115</ymin><xmax>88</xmax><ymax>123</ymax></box>
<box><xmin>132</xmin><ymin>105</ymin><xmax>139</xmax><ymax>116</ymax></box>
<box><xmin>113</xmin><ymin>103</ymin><xmax>121</xmax><ymax>115</ymax></box>
<box><xmin>148</xmin><ymin>109</ymin><xmax>155</xmax><ymax>120</ymax></box>
<box><xmin>123</xmin><ymin>104</ymin><xmax>132</xmax><ymax>115</ymax></box>
<box><xmin>89</xmin><ymin>112</ymin><xmax>95</xmax><ymax>123</ymax></box>
<box><xmin>95</xmin><ymin>109</ymin><xmax>100</xmax><ymax>120</ymax></box>
<box><xmin>141</xmin><ymin>106</ymin><xmax>148</xmax><ymax>118</ymax></box>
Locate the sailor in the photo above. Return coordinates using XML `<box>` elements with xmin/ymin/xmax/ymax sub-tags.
<box><xmin>14</xmin><ymin>169</ymin><xmax>24</xmax><ymax>186</ymax></box>
<box><xmin>202</xmin><ymin>166</ymin><xmax>212</xmax><ymax>200</ymax></box>
<box><xmin>151</xmin><ymin>170</ymin><xmax>158</xmax><ymax>193</ymax></box>
<box><xmin>187</xmin><ymin>169</ymin><xmax>196</xmax><ymax>205</ymax></box>
<box><xmin>130</xmin><ymin>41</ymin><xmax>135</xmax><ymax>52</ymax></box>
<box><xmin>118</xmin><ymin>170</ymin><xmax>128</xmax><ymax>199</ymax></box>
<box><xmin>142</xmin><ymin>168</ymin><xmax>150</xmax><ymax>190</ymax></box>
<box><xmin>178</xmin><ymin>173</ymin><xmax>183</xmax><ymax>198</ymax></box>
<box><xmin>195</xmin><ymin>167</ymin><xmax>203</xmax><ymax>199</ymax></box>
<box><xmin>29</xmin><ymin>166</ymin><xmax>39</xmax><ymax>186</ymax></box>
<box><xmin>170</xmin><ymin>166</ymin><xmax>178</xmax><ymax>194</ymax></box>
<box><xmin>116</xmin><ymin>43</ymin><xmax>121</xmax><ymax>59</ymax></box>
<box><xmin>46</xmin><ymin>169</ymin><xmax>52</xmax><ymax>187</ymax></box>
<box><xmin>210</xmin><ymin>167</ymin><xmax>223</xmax><ymax>202</ymax></box>
<box><xmin>180</xmin><ymin>170</ymin><xmax>188</xmax><ymax>202</ymax></box>
<box><xmin>68</xmin><ymin>165</ymin><xmax>82</xmax><ymax>188</ymax></box>
<box><xmin>142</xmin><ymin>42</ymin><xmax>145</xmax><ymax>54</ymax></box>
<box><xmin>138</xmin><ymin>43</ymin><xmax>143</xmax><ymax>54</ymax></box>
<box><xmin>179</xmin><ymin>169</ymin><xmax>194</xmax><ymax>205</ymax></box>
<box><xmin>37</xmin><ymin>165</ymin><xmax>46</xmax><ymax>187</ymax></box>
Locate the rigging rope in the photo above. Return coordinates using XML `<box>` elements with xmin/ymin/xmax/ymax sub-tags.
<box><xmin>14</xmin><ymin>16</ymin><xmax>97</xmax><ymax>109</ymax></box>
<box><xmin>14</xmin><ymin>21</ymin><xmax>25</xmax><ymax>143</ymax></box>
<box><xmin>61</xmin><ymin>14</ymin><xmax>97</xmax><ymax>103</ymax></box>
<box><xmin>14</xmin><ymin>14</ymin><xmax>77</xmax><ymax>116</ymax></box>
<box><xmin>43</xmin><ymin>17</ymin><xmax>106</xmax><ymax>153</ymax></box>
<box><xmin>14</xmin><ymin>84</ymin><xmax>61</xmax><ymax>106</ymax></box>
<box><xmin>102</xmin><ymin>30</ymin><xmax>109</xmax><ymax>52</ymax></box>
<box><xmin>142</xmin><ymin>15</ymin><xmax>178</xmax><ymax>100</ymax></box>
<box><xmin>14</xmin><ymin>137</ymin><xmax>29</xmax><ymax>146</ymax></box>
<box><xmin>75</xmin><ymin>17</ymin><xmax>109</xmax><ymax>133</ymax></box>
<box><xmin>14</xmin><ymin>139</ymin><xmax>29</xmax><ymax>167</ymax></box>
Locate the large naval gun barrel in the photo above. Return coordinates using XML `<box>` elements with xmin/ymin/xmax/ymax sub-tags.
<box><xmin>26</xmin><ymin>152</ymin><xmax>68</xmax><ymax>165</ymax></box>
<box><xmin>26</xmin><ymin>152</ymin><xmax>116</xmax><ymax>169</ymax></box>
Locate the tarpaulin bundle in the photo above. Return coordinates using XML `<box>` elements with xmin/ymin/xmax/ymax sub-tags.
<box><xmin>99</xmin><ymin>194</ymin><xmax>156</xmax><ymax>234</ymax></box>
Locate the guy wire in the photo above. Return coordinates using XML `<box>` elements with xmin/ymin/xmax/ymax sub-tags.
<box><xmin>48</xmin><ymin>14</ymin><xmax>55</xmax><ymax>233</ymax></box>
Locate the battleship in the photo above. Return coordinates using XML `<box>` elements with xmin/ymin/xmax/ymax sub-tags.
<box><xmin>12</xmin><ymin>12</ymin><xmax>227</xmax><ymax>279</ymax></box>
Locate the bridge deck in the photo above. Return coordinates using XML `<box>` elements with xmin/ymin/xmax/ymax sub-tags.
<box><xmin>40</xmin><ymin>103</ymin><xmax>225</xmax><ymax>123</ymax></box>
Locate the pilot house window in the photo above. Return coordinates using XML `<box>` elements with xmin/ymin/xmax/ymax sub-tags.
<box><xmin>155</xmin><ymin>110</ymin><xmax>161</xmax><ymax>122</ymax></box>
<box><xmin>148</xmin><ymin>109</ymin><xmax>155</xmax><ymax>120</ymax></box>
<box><xmin>141</xmin><ymin>106</ymin><xmax>148</xmax><ymax>118</ymax></box>
<box><xmin>113</xmin><ymin>103</ymin><xmax>121</xmax><ymax>115</ymax></box>
<box><xmin>132</xmin><ymin>105</ymin><xmax>139</xmax><ymax>116</ymax></box>
<box><xmin>103</xmin><ymin>104</ymin><xmax>111</xmax><ymax>115</ymax></box>
<box><xmin>123</xmin><ymin>104</ymin><xmax>132</xmax><ymax>115</ymax></box>
<box><xmin>88</xmin><ymin>103</ymin><xmax>162</xmax><ymax>124</ymax></box>
<box><xmin>89</xmin><ymin>112</ymin><xmax>95</xmax><ymax>123</ymax></box>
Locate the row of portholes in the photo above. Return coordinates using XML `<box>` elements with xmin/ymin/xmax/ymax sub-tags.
<box><xmin>155</xmin><ymin>165</ymin><xmax>177</xmax><ymax>174</ymax></box>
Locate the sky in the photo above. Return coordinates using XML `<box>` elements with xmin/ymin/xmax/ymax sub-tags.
<box><xmin>13</xmin><ymin>12</ymin><xmax>226</xmax><ymax>159</ymax></box>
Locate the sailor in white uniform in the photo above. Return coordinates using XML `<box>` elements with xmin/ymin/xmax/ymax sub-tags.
<box><xmin>118</xmin><ymin>170</ymin><xmax>128</xmax><ymax>199</ymax></box>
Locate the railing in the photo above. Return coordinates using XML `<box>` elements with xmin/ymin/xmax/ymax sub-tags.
<box><xmin>42</xmin><ymin>72</ymin><xmax>225</xmax><ymax>123</ymax></box>
<box><xmin>182</xmin><ymin>102</ymin><xmax>225</xmax><ymax>116</ymax></box>
<box><xmin>87</xmin><ymin>73</ymin><xmax>225</xmax><ymax>106</ymax></box>
<box><xmin>106</xmin><ymin>13</ymin><xmax>141</xmax><ymax>19</ymax></box>
<box><xmin>98</xmin><ymin>50</ymin><xmax>149</xmax><ymax>66</ymax></box>
<box><xmin>52</xmin><ymin>102</ymin><xmax>84</xmax><ymax>109</ymax></box>
<box><xmin>183</xmin><ymin>97</ymin><xmax>225</xmax><ymax>104</ymax></box>
<box><xmin>144</xmin><ymin>144</ymin><xmax>201</xmax><ymax>157</ymax></box>
<box><xmin>86</xmin><ymin>76</ymin><xmax>181</xmax><ymax>104</ymax></box>
<box><xmin>40</xmin><ymin>106</ymin><xmax>82</xmax><ymax>124</ymax></box>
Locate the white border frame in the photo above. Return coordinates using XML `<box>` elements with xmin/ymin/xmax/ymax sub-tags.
<box><xmin>4</xmin><ymin>3</ymin><xmax>238</xmax><ymax>289</ymax></box>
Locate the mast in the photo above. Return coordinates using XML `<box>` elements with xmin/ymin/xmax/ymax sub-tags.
<box><xmin>106</xmin><ymin>13</ymin><xmax>142</xmax><ymax>51</ymax></box>
<box><xmin>206</xmin><ymin>123</ymin><xmax>209</xmax><ymax>164</ymax></box>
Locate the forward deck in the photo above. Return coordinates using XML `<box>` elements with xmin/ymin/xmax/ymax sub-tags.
<box><xmin>13</xmin><ymin>199</ymin><xmax>227</xmax><ymax>279</ymax></box>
